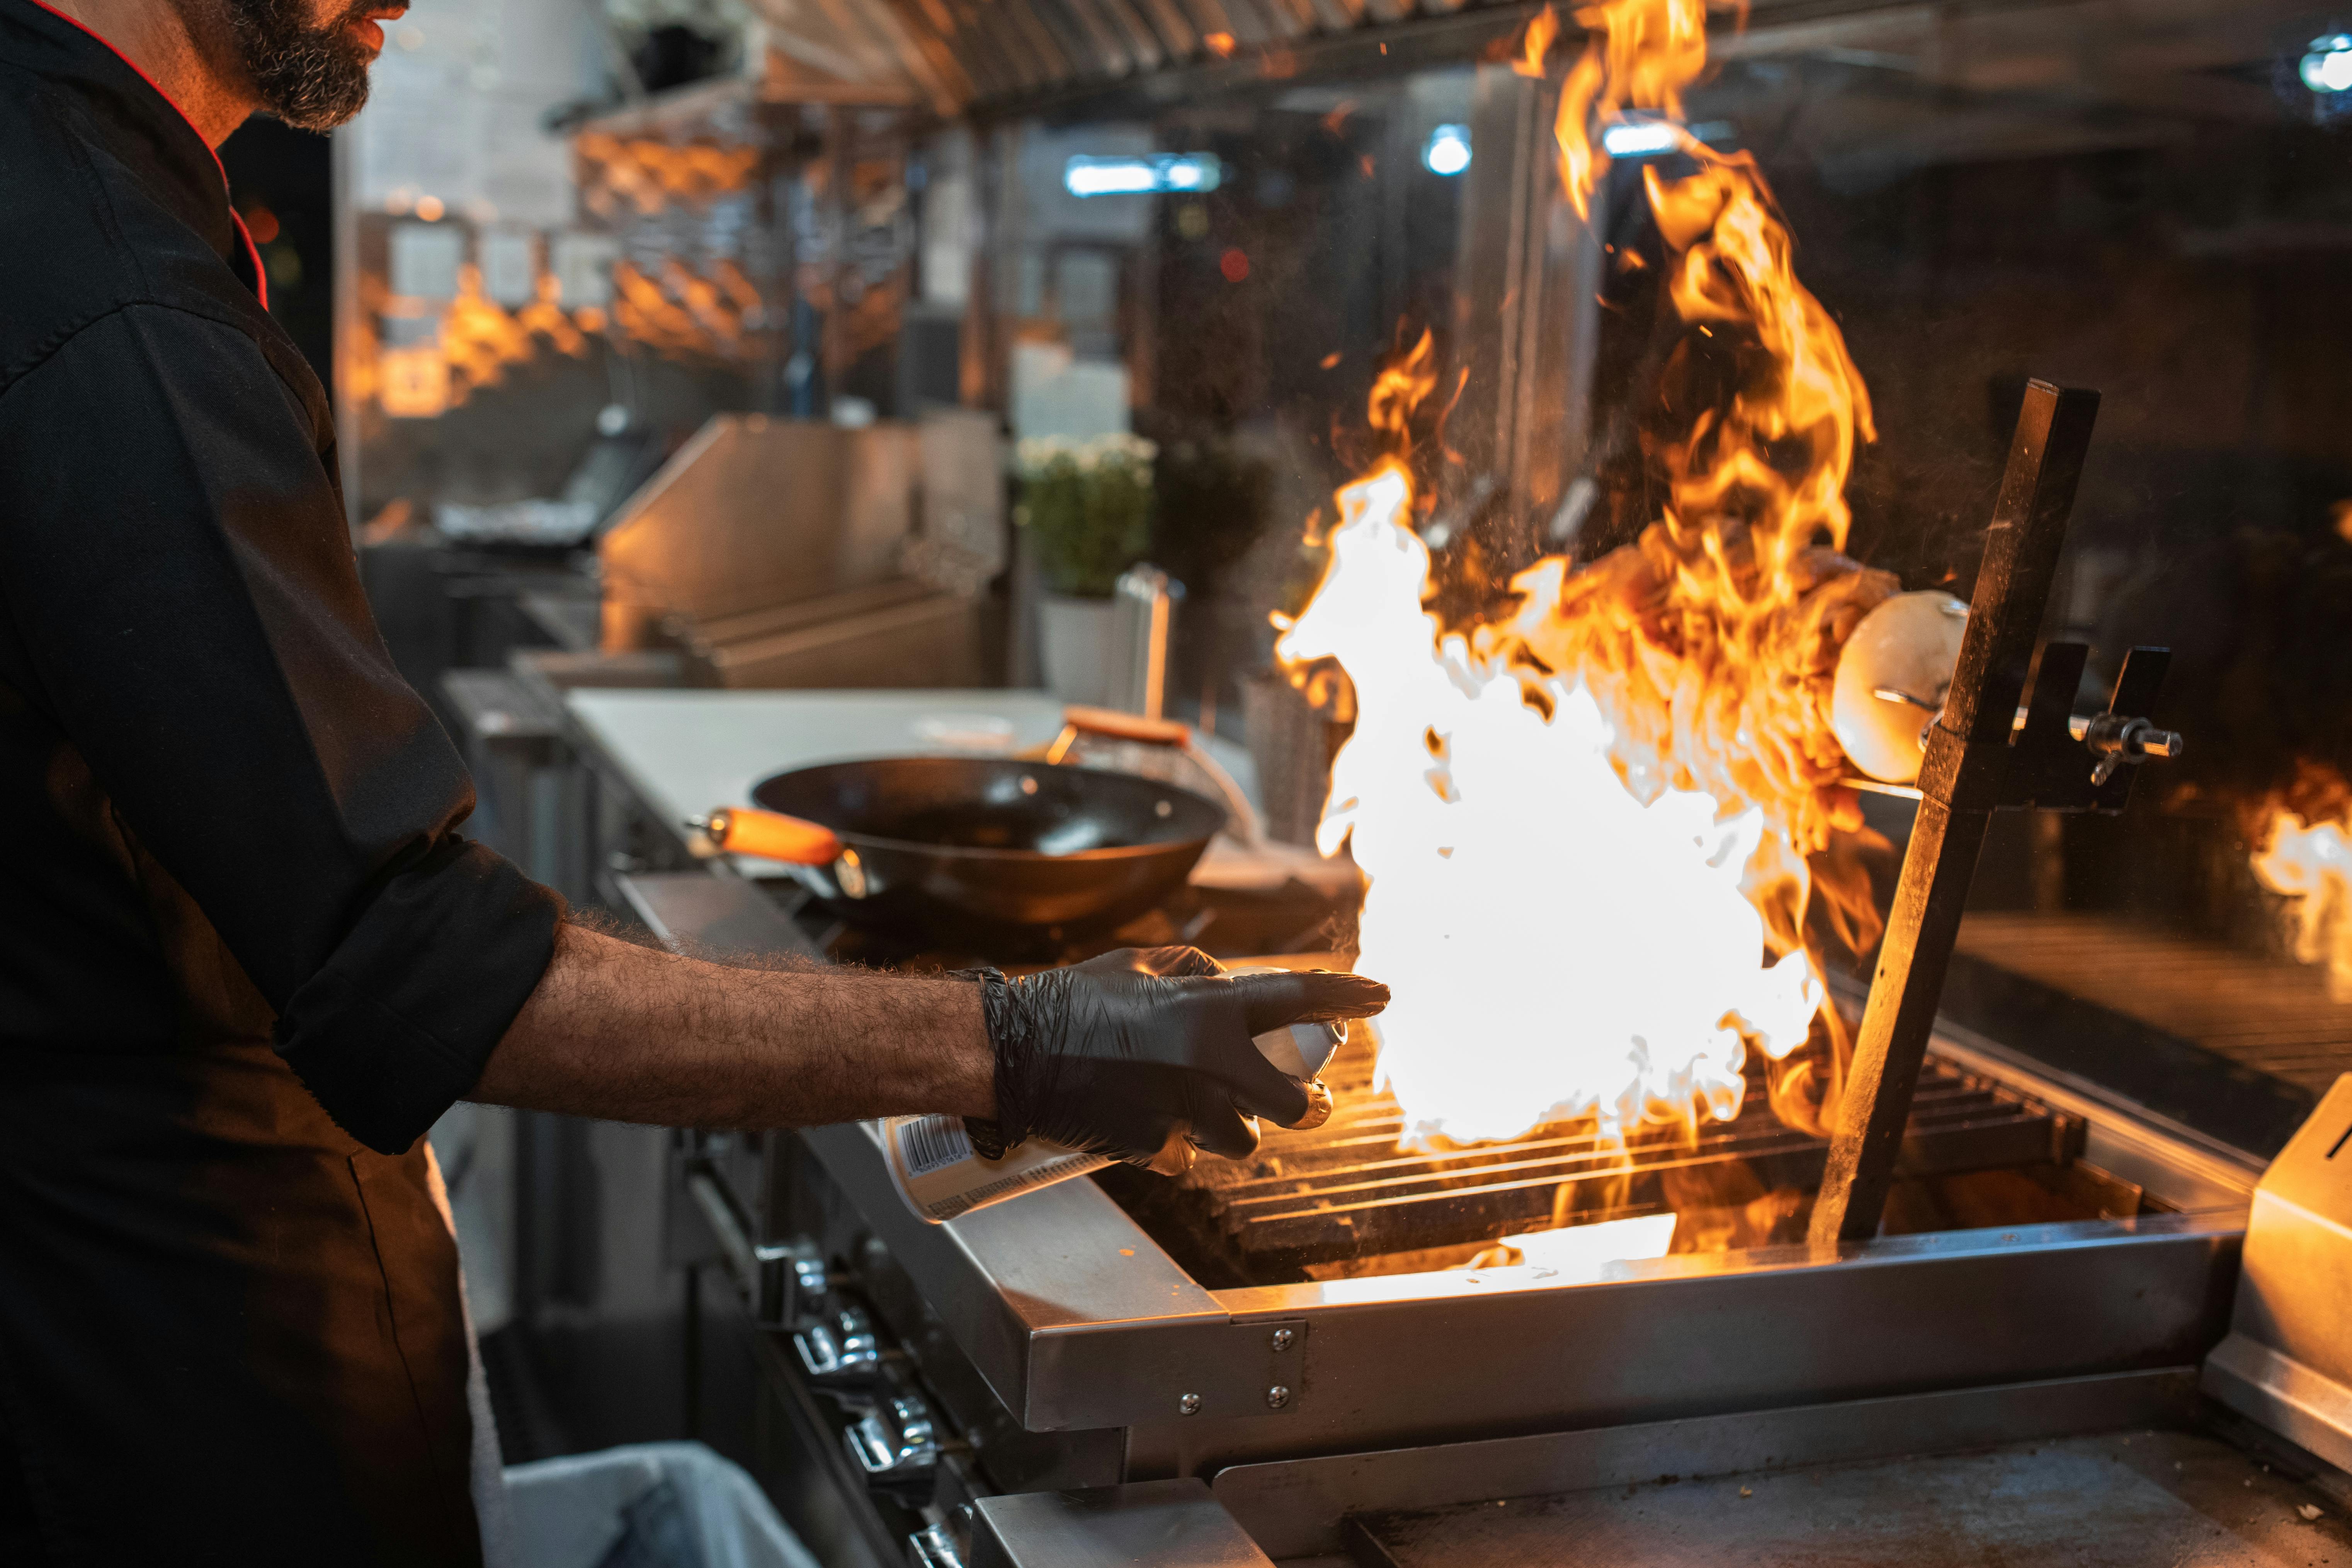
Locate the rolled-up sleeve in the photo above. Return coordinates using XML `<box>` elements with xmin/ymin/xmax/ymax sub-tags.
<box><xmin>0</xmin><ymin>303</ymin><xmax>560</xmax><ymax>1152</ymax></box>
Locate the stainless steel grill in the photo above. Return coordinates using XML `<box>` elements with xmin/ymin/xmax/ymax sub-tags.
<box><xmin>630</xmin><ymin>874</ymin><xmax>2263</xmax><ymax>1568</ymax></box>
<box><xmin>1139</xmin><ymin>1030</ymin><xmax>2083</xmax><ymax>1280</ymax></box>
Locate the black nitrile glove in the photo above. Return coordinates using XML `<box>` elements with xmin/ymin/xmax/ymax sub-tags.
<box><xmin>967</xmin><ymin>947</ymin><xmax>1389</xmax><ymax>1174</ymax></box>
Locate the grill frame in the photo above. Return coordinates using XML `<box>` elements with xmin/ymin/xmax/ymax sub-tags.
<box><xmin>793</xmin><ymin>1084</ymin><xmax>2245</xmax><ymax>1443</ymax></box>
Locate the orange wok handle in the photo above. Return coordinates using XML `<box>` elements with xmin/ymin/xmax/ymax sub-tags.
<box><xmin>699</xmin><ymin>806</ymin><xmax>843</xmax><ymax>865</ymax></box>
<box><xmin>1046</xmin><ymin>704</ymin><xmax>1192</xmax><ymax>764</ymax></box>
<box><xmin>1059</xmin><ymin>704</ymin><xmax>1192</xmax><ymax>746</ymax></box>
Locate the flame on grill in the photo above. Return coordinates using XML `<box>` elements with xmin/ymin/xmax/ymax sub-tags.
<box><xmin>1278</xmin><ymin>0</ymin><xmax>1894</xmax><ymax>1148</ymax></box>
<box><xmin>2253</xmin><ymin>766</ymin><xmax>2352</xmax><ymax>999</ymax></box>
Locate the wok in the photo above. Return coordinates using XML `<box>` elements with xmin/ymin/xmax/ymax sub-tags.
<box><xmin>699</xmin><ymin>750</ymin><xmax>1229</xmax><ymax>948</ymax></box>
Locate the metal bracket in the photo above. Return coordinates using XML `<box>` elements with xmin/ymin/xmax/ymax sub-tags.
<box><xmin>2000</xmin><ymin>642</ymin><xmax>2181</xmax><ymax>811</ymax></box>
<box><xmin>1031</xmin><ymin>1316</ymin><xmax>1311</xmax><ymax>1428</ymax></box>
<box><xmin>1811</xmin><ymin>380</ymin><xmax>2112</xmax><ymax>1248</ymax></box>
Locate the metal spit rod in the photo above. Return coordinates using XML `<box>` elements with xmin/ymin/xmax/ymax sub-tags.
<box><xmin>1808</xmin><ymin>381</ymin><xmax>2103</xmax><ymax>1247</ymax></box>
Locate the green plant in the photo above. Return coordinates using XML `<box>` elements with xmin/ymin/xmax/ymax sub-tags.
<box><xmin>1015</xmin><ymin>434</ymin><xmax>1156</xmax><ymax>598</ymax></box>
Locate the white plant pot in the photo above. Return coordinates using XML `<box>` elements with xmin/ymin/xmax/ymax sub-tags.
<box><xmin>1038</xmin><ymin>592</ymin><xmax>1117</xmax><ymax>707</ymax></box>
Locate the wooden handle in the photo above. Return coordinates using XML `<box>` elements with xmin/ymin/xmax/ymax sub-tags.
<box><xmin>704</xmin><ymin>807</ymin><xmax>843</xmax><ymax>865</ymax></box>
<box><xmin>1060</xmin><ymin>704</ymin><xmax>1191</xmax><ymax>747</ymax></box>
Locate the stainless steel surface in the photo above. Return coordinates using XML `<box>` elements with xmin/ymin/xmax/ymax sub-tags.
<box><xmin>970</xmin><ymin>1480</ymin><xmax>1275</xmax><ymax>1568</ymax></box>
<box><xmin>804</xmin><ymin>1114</ymin><xmax>2241</xmax><ymax>1449</ymax></box>
<box><xmin>638</xmin><ymin>887</ymin><xmax>2262</xmax><ymax>1560</ymax></box>
<box><xmin>1339</xmin><ymin>1428</ymin><xmax>2352</xmax><ymax>1568</ymax></box>
<box><xmin>691</xmin><ymin>586</ymin><xmax>989</xmax><ymax>693</ymax></box>
<box><xmin>1110</xmin><ymin>565</ymin><xmax>1178</xmax><ymax>720</ymax></box>
<box><xmin>2202</xmin><ymin>1075</ymin><xmax>2352</xmax><ymax>1472</ymax></box>
<box><xmin>1918</xmin><ymin>1017</ymin><xmax>2265</xmax><ymax>1214</ymax></box>
<box><xmin>806</xmin><ymin>1121</ymin><xmax>1324</xmax><ymax>1432</ymax></box>
<box><xmin>599</xmin><ymin>415</ymin><xmax>917</xmax><ymax>634</ymax></box>
<box><xmin>2205</xmin><ymin>1334</ymin><xmax>2352</xmax><ymax>1478</ymax></box>
<box><xmin>1213</xmin><ymin>1368</ymin><xmax>2203</xmax><ymax>1559</ymax></box>
<box><xmin>614</xmin><ymin>870</ymin><xmax>825</xmax><ymax>959</ymax></box>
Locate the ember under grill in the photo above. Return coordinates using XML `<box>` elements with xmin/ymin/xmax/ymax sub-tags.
<box><xmin>1125</xmin><ymin>1028</ymin><xmax>2085</xmax><ymax>1281</ymax></box>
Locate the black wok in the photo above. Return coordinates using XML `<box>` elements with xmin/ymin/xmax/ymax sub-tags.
<box><xmin>701</xmin><ymin>754</ymin><xmax>1228</xmax><ymax>947</ymax></box>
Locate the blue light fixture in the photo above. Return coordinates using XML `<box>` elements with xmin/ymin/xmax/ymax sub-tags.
<box><xmin>1422</xmin><ymin>123</ymin><xmax>1472</xmax><ymax>177</ymax></box>
<box><xmin>2303</xmin><ymin>35</ymin><xmax>2352</xmax><ymax>93</ymax></box>
<box><xmin>1601</xmin><ymin>119</ymin><xmax>1683</xmax><ymax>156</ymax></box>
<box><xmin>1064</xmin><ymin>153</ymin><xmax>1224</xmax><ymax>198</ymax></box>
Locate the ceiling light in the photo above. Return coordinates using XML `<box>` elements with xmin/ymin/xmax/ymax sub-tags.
<box><xmin>1064</xmin><ymin>153</ymin><xmax>1224</xmax><ymax>198</ymax></box>
<box><xmin>1422</xmin><ymin>123</ymin><xmax>1472</xmax><ymax>176</ymax></box>
<box><xmin>2303</xmin><ymin>36</ymin><xmax>2352</xmax><ymax>93</ymax></box>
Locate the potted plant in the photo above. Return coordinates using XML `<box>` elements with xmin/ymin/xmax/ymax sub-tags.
<box><xmin>1015</xmin><ymin>433</ymin><xmax>1156</xmax><ymax>704</ymax></box>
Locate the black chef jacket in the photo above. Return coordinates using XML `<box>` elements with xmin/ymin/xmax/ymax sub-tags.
<box><xmin>0</xmin><ymin>2</ymin><xmax>563</xmax><ymax>1562</ymax></box>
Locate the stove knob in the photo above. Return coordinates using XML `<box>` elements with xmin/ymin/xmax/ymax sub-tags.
<box><xmin>795</xmin><ymin>1306</ymin><xmax>882</xmax><ymax>1384</ymax></box>
<box><xmin>846</xmin><ymin>1392</ymin><xmax>940</xmax><ymax>1490</ymax></box>
<box><xmin>752</xmin><ymin>1239</ymin><xmax>828</xmax><ymax>1328</ymax></box>
<box><xmin>905</xmin><ymin>1522</ymin><xmax>965</xmax><ymax>1568</ymax></box>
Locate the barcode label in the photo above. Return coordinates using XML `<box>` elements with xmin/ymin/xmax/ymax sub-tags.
<box><xmin>898</xmin><ymin>1116</ymin><xmax>975</xmax><ymax>1177</ymax></box>
<box><xmin>931</xmin><ymin>1152</ymin><xmax>1105</xmax><ymax>1220</ymax></box>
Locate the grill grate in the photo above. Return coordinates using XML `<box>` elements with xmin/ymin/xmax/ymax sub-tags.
<box><xmin>1155</xmin><ymin>1027</ymin><xmax>2082</xmax><ymax>1276</ymax></box>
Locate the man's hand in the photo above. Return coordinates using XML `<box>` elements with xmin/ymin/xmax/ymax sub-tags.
<box><xmin>979</xmin><ymin>947</ymin><xmax>1390</xmax><ymax>1173</ymax></box>
<box><xmin>472</xmin><ymin>929</ymin><xmax>1386</xmax><ymax>1156</ymax></box>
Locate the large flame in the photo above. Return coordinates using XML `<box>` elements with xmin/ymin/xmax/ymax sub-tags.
<box><xmin>2253</xmin><ymin>766</ymin><xmax>2352</xmax><ymax>1000</ymax></box>
<box><xmin>1279</xmin><ymin>0</ymin><xmax>1892</xmax><ymax>1147</ymax></box>
<box><xmin>2255</xmin><ymin>811</ymin><xmax>2352</xmax><ymax>997</ymax></box>
<box><xmin>1280</xmin><ymin>466</ymin><xmax>1821</xmax><ymax>1143</ymax></box>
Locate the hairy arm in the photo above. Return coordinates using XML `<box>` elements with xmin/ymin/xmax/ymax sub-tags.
<box><xmin>469</xmin><ymin>922</ymin><xmax>996</xmax><ymax>1129</ymax></box>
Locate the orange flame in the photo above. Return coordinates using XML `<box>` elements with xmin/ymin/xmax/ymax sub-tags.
<box><xmin>2252</xmin><ymin>764</ymin><xmax>2352</xmax><ymax>1000</ymax></box>
<box><xmin>1279</xmin><ymin>0</ymin><xmax>1890</xmax><ymax>1148</ymax></box>
<box><xmin>1367</xmin><ymin>327</ymin><xmax>1439</xmax><ymax>457</ymax></box>
<box><xmin>1514</xmin><ymin>5</ymin><xmax>1559</xmax><ymax>78</ymax></box>
<box><xmin>1554</xmin><ymin>0</ymin><xmax>1728</xmax><ymax>219</ymax></box>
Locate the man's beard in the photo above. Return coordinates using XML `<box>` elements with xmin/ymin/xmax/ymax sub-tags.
<box><xmin>219</xmin><ymin>0</ymin><xmax>378</xmax><ymax>131</ymax></box>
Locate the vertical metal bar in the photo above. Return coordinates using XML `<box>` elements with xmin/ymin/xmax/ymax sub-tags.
<box><xmin>1807</xmin><ymin>380</ymin><xmax>2100</xmax><ymax>1247</ymax></box>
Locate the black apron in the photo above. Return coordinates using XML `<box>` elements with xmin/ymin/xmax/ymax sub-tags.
<box><xmin>0</xmin><ymin>1046</ymin><xmax>482</xmax><ymax>1564</ymax></box>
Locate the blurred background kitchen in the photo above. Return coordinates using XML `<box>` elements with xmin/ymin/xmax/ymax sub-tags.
<box><xmin>239</xmin><ymin>0</ymin><xmax>2352</xmax><ymax>1550</ymax></box>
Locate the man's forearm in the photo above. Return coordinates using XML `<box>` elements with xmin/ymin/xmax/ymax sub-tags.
<box><xmin>468</xmin><ymin>922</ymin><xmax>995</xmax><ymax>1128</ymax></box>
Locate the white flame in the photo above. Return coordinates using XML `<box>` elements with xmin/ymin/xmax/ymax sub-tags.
<box><xmin>2255</xmin><ymin>813</ymin><xmax>2352</xmax><ymax>1000</ymax></box>
<box><xmin>1278</xmin><ymin>468</ymin><xmax>1820</xmax><ymax>1146</ymax></box>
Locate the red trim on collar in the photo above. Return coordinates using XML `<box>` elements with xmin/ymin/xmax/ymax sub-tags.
<box><xmin>21</xmin><ymin>0</ymin><xmax>267</xmax><ymax>309</ymax></box>
<box><xmin>231</xmin><ymin>209</ymin><xmax>270</xmax><ymax>310</ymax></box>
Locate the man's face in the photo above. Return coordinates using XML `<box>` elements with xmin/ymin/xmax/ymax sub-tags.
<box><xmin>218</xmin><ymin>0</ymin><xmax>404</xmax><ymax>131</ymax></box>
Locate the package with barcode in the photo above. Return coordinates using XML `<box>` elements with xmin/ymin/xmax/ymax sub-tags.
<box><xmin>878</xmin><ymin>1116</ymin><xmax>1110</xmax><ymax>1223</ymax></box>
<box><xmin>876</xmin><ymin>991</ymin><xmax>1346</xmax><ymax>1224</ymax></box>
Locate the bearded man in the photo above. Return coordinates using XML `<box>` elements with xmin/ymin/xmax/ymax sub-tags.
<box><xmin>0</xmin><ymin>2</ymin><xmax>1388</xmax><ymax>1561</ymax></box>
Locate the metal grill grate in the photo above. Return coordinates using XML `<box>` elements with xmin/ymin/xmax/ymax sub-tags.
<box><xmin>1160</xmin><ymin>1028</ymin><xmax>2083</xmax><ymax>1275</ymax></box>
